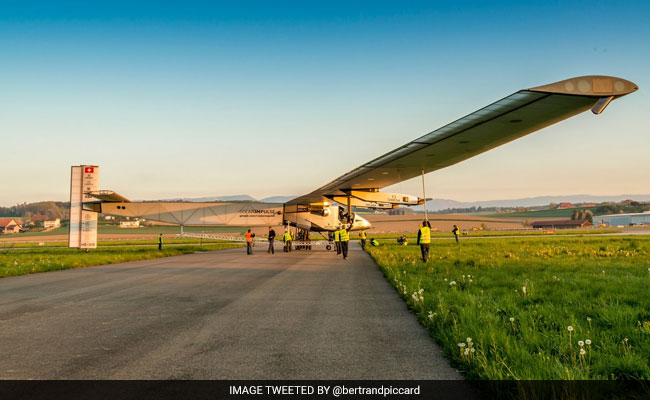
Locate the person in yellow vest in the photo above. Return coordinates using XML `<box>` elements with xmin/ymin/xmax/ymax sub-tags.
<box><xmin>283</xmin><ymin>229</ymin><xmax>293</xmax><ymax>252</ymax></box>
<box><xmin>339</xmin><ymin>227</ymin><xmax>350</xmax><ymax>260</ymax></box>
<box><xmin>452</xmin><ymin>224</ymin><xmax>460</xmax><ymax>244</ymax></box>
<box><xmin>417</xmin><ymin>221</ymin><xmax>431</xmax><ymax>262</ymax></box>
<box><xmin>359</xmin><ymin>229</ymin><xmax>367</xmax><ymax>250</ymax></box>
<box><xmin>334</xmin><ymin>228</ymin><xmax>341</xmax><ymax>255</ymax></box>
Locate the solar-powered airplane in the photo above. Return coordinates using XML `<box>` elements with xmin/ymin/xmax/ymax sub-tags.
<box><xmin>69</xmin><ymin>76</ymin><xmax>637</xmax><ymax>249</ymax></box>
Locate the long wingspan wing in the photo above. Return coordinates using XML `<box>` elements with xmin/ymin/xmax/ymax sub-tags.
<box><xmin>290</xmin><ymin>76</ymin><xmax>637</xmax><ymax>205</ymax></box>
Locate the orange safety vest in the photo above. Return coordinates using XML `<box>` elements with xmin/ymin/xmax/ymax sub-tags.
<box><xmin>245</xmin><ymin>232</ymin><xmax>253</xmax><ymax>242</ymax></box>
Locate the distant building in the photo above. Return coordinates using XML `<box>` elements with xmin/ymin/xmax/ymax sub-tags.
<box><xmin>30</xmin><ymin>215</ymin><xmax>49</xmax><ymax>224</ymax></box>
<box><xmin>580</xmin><ymin>203</ymin><xmax>597</xmax><ymax>207</ymax></box>
<box><xmin>0</xmin><ymin>218</ymin><xmax>22</xmax><ymax>234</ymax></box>
<box><xmin>532</xmin><ymin>219</ymin><xmax>591</xmax><ymax>229</ymax></box>
<box><xmin>119</xmin><ymin>220</ymin><xmax>140</xmax><ymax>228</ymax></box>
<box><xmin>43</xmin><ymin>218</ymin><xmax>61</xmax><ymax>229</ymax></box>
<box><xmin>557</xmin><ymin>202</ymin><xmax>575</xmax><ymax>209</ymax></box>
<box><xmin>593</xmin><ymin>212</ymin><xmax>650</xmax><ymax>227</ymax></box>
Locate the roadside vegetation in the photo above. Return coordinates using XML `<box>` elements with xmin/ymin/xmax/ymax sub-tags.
<box><xmin>0</xmin><ymin>243</ymin><xmax>243</xmax><ymax>278</ymax></box>
<box><xmin>366</xmin><ymin>236</ymin><xmax>650</xmax><ymax>379</ymax></box>
<box><xmin>6</xmin><ymin>225</ymin><xmax>248</xmax><ymax>237</ymax></box>
<box><xmin>476</xmin><ymin>207</ymin><xmax>599</xmax><ymax>219</ymax></box>
<box><xmin>361</xmin><ymin>229</ymin><xmax>620</xmax><ymax>240</ymax></box>
<box><xmin>0</xmin><ymin>238</ymin><xmax>238</xmax><ymax>249</ymax></box>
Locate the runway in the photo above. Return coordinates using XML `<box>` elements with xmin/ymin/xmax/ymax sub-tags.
<box><xmin>0</xmin><ymin>244</ymin><xmax>462</xmax><ymax>380</ymax></box>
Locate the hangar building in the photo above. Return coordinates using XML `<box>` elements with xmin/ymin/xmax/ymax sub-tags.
<box><xmin>593</xmin><ymin>212</ymin><xmax>650</xmax><ymax>227</ymax></box>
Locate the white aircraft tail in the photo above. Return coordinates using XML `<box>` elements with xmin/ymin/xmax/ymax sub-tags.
<box><xmin>69</xmin><ymin>165</ymin><xmax>99</xmax><ymax>249</ymax></box>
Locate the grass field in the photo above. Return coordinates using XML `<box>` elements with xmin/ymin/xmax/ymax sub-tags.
<box><xmin>360</xmin><ymin>229</ymin><xmax>620</xmax><ymax>240</ymax></box>
<box><xmin>4</xmin><ymin>225</ymin><xmax>248</xmax><ymax>237</ymax></box>
<box><xmin>0</xmin><ymin>243</ymin><xmax>243</xmax><ymax>278</ymax></box>
<box><xmin>0</xmin><ymin>238</ymin><xmax>238</xmax><ymax>249</ymax></box>
<box><xmin>366</xmin><ymin>236</ymin><xmax>650</xmax><ymax>380</ymax></box>
<box><xmin>477</xmin><ymin>207</ymin><xmax>599</xmax><ymax>219</ymax></box>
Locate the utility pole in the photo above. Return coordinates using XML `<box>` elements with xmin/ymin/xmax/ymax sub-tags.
<box><xmin>421</xmin><ymin>169</ymin><xmax>428</xmax><ymax>221</ymax></box>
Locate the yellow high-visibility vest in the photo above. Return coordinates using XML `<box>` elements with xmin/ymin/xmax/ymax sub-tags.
<box><xmin>359</xmin><ymin>230</ymin><xmax>366</xmax><ymax>239</ymax></box>
<box><xmin>419</xmin><ymin>226</ymin><xmax>431</xmax><ymax>244</ymax></box>
<box><xmin>283</xmin><ymin>232</ymin><xmax>292</xmax><ymax>241</ymax></box>
<box><xmin>334</xmin><ymin>230</ymin><xmax>340</xmax><ymax>241</ymax></box>
<box><xmin>340</xmin><ymin>229</ymin><xmax>349</xmax><ymax>242</ymax></box>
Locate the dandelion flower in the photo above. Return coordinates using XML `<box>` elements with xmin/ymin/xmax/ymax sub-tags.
<box><xmin>568</xmin><ymin>326</ymin><xmax>574</xmax><ymax>332</ymax></box>
<box><xmin>467</xmin><ymin>337</ymin><xmax>472</xmax><ymax>343</ymax></box>
<box><xmin>580</xmin><ymin>348</ymin><xmax>586</xmax><ymax>355</ymax></box>
<box><xmin>585</xmin><ymin>339</ymin><xmax>591</xmax><ymax>345</ymax></box>
<box><xmin>458</xmin><ymin>343</ymin><xmax>466</xmax><ymax>348</ymax></box>
<box><xmin>470</xmin><ymin>348</ymin><xmax>475</xmax><ymax>353</ymax></box>
<box><xmin>509</xmin><ymin>317</ymin><xmax>515</xmax><ymax>322</ymax></box>
<box><xmin>587</xmin><ymin>317</ymin><xmax>592</xmax><ymax>322</ymax></box>
<box><xmin>450</xmin><ymin>281</ymin><xmax>457</xmax><ymax>286</ymax></box>
<box><xmin>578</xmin><ymin>341</ymin><xmax>584</xmax><ymax>347</ymax></box>
<box><xmin>464</xmin><ymin>348</ymin><xmax>469</xmax><ymax>355</ymax></box>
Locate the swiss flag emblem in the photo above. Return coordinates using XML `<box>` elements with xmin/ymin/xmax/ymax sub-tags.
<box><xmin>84</xmin><ymin>167</ymin><xmax>94</xmax><ymax>173</ymax></box>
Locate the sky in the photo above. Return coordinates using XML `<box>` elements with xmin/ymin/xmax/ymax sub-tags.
<box><xmin>1</xmin><ymin>1</ymin><xmax>649</xmax><ymax>206</ymax></box>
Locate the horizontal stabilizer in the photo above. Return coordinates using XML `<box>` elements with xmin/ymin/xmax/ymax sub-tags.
<box><xmin>87</xmin><ymin>190</ymin><xmax>131</xmax><ymax>203</ymax></box>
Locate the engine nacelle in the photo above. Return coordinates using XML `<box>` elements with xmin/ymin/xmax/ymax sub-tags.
<box><xmin>345</xmin><ymin>190</ymin><xmax>423</xmax><ymax>207</ymax></box>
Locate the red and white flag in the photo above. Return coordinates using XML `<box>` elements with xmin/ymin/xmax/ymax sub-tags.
<box><xmin>84</xmin><ymin>167</ymin><xmax>94</xmax><ymax>173</ymax></box>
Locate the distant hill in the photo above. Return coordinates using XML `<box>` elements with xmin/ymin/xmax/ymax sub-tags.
<box><xmin>415</xmin><ymin>194</ymin><xmax>650</xmax><ymax>212</ymax></box>
<box><xmin>154</xmin><ymin>195</ymin><xmax>257</xmax><ymax>202</ymax></box>
<box><xmin>5</xmin><ymin>194</ymin><xmax>650</xmax><ymax>218</ymax></box>
<box><xmin>0</xmin><ymin>201</ymin><xmax>68</xmax><ymax>220</ymax></box>
<box><xmin>260</xmin><ymin>196</ymin><xmax>297</xmax><ymax>203</ymax></box>
<box><xmin>153</xmin><ymin>195</ymin><xmax>297</xmax><ymax>203</ymax></box>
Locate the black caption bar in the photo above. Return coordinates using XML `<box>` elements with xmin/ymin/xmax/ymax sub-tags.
<box><xmin>1</xmin><ymin>380</ymin><xmax>649</xmax><ymax>400</ymax></box>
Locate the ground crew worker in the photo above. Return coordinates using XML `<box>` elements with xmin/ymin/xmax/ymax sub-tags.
<box><xmin>334</xmin><ymin>228</ymin><xmax>341</xmax><ymax>255</ymax></box>
<box><xmin>417</xmin><ymin>221</ymin><xmax>431</xmax><ymax>262</ymax></box>
<box><xmin>267</xmin><ymin>226</ymin><xmax>276</xmax><ymax>254</ymax></box>
<box><xmin>339</xmin><ymin>227</ymin><xmax>350</xmax><ymax>260</ymax></box>
<box><xmin>370</xmin><ymin>238</ymin><xmax>379</xmax><ymax>246</ymax></box>
<box><xmin>283</xmin><ymin>229</ymin><xmax>293</xmax><ymax>252</ymax></box>
<box><xmin>452</xmin><ymin>224</ymin><xmax>460</xmax><ymax>244</ymax></box>
<box><xmin>359</xmin><ymin>229</ymin><xmax>367</xmax><ymax>250</ymax></box>
<box><xmin>245</xmin><ymin>229</ymin><xmax>254</xmax><ymax>255</ymax></box>
<box><xmin>158</xmin><ymin>233</ymin><xmax>163</xmax><ymax>251</ymax></box>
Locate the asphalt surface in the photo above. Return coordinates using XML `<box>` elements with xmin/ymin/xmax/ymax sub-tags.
<box><xmin>0</xmin><ymin>244</ymin><xmax>463</xmax><ymax>380</ymax></box>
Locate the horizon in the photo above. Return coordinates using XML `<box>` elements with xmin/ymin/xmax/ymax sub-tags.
<box><xmin>4</xmin><ymin>191</ymin><xmax>650</xmax><ymax>209</ymax></box>
<box><xmin>2</xmin><ymin>1</ymin><xmax>649</xmax><ymax>206</ymax></box>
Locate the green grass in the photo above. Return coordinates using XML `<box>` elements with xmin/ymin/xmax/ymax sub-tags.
<box><xmin>366</xmin><ymin>236</ymin><xmax>650</xmax><ymax>380</ymax></box>
<box><xmin>0</xmin><ymin>243</ymin><xmax>243</xmax><ymax>278</ymax></box>
<box><xmin>0</xmin><ymin>238</ymin><xmax>239</xmax><ymax>249</ymax></box>
<box><xmin>478</xmin><ymin>207</ymin><xmax>599</xmax><ymax>219</ymax></box>
<box><xmin>3</xmin><ymin>225</ymin><xmax>248</xmax><ymax>237</ymax></box>
<box><xmin>360</xmin><ymin>229</ymin><xmax>620</xmax><ymax>240</ymax></box>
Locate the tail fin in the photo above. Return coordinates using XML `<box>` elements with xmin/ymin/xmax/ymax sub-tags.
<box><xmin>69</xmin><ymin>165</ymin><xmax>99</xmax><ymax>249</ymax></box>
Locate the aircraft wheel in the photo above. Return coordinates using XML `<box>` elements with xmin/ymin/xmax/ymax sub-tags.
<box><xmin>326</xmin><ymin>245</ymin><xmax>332</xmax><ymax>251</ymax></box>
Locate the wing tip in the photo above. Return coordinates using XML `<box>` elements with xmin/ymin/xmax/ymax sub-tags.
<box><xmin>529</xmin><ymin>76</ymin><xmax>638</xmax><ymax>97</ymax></box>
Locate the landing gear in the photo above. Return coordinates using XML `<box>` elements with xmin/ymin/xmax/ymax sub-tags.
<box><xmin>295</xmin><ymin>228</ymin><xmax>312</xmax><ymax>250</ymax></box>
